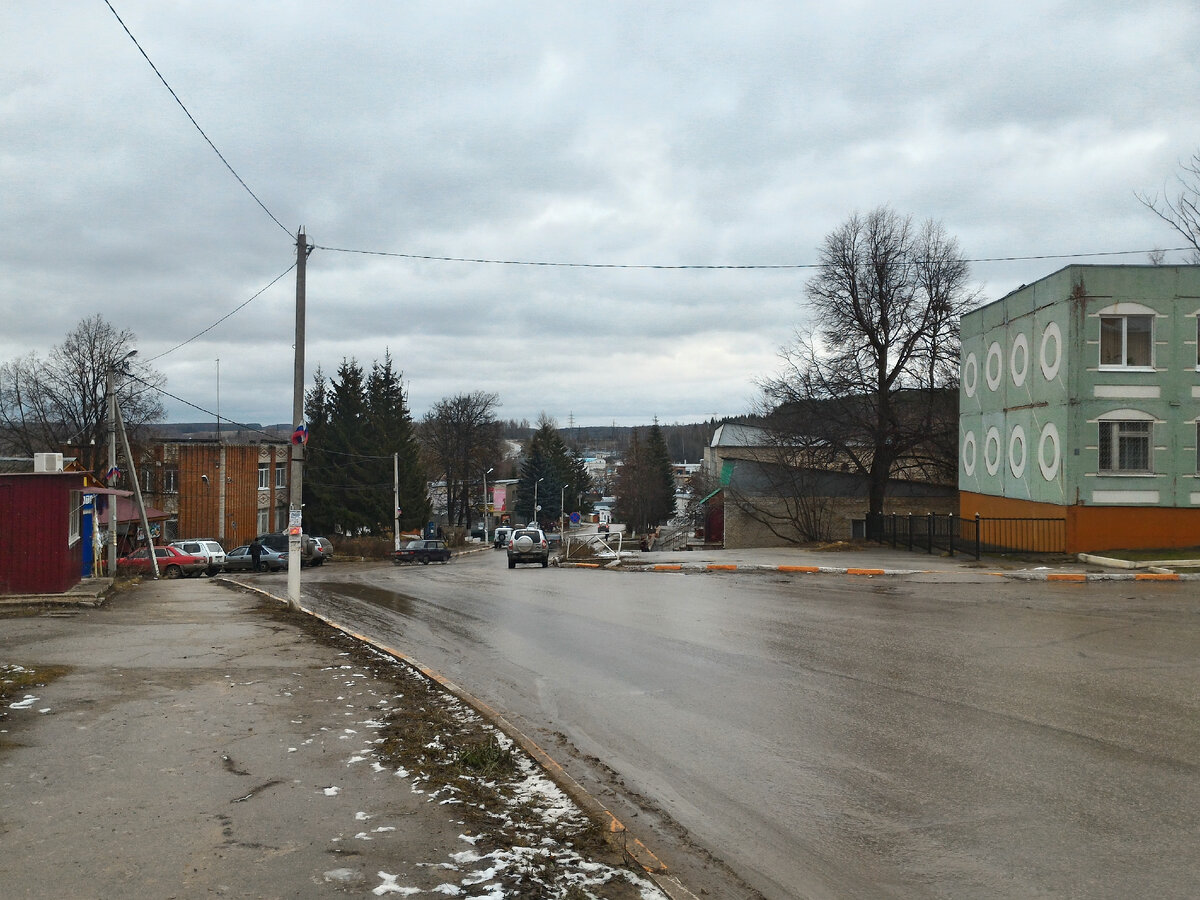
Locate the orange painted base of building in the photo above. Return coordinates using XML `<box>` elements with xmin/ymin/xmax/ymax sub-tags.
<box><xmin>960</xmin><ymin>491</ymin><xmax>1200</xmax><ymax>554</ymax></box>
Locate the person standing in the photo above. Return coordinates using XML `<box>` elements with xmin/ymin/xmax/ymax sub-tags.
<box><xmin>249</xmin><ymin>538</ymin><xmax>263</xmax><ymax>572</ymax></box>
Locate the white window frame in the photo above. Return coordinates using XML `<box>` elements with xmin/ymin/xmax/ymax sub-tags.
<box><xmin>69</xmin><ymin>490</ymin><xmax>81</xmax><ymax>546</ymax></box>
<box><xmin>1097</xmin><ymin>304</ymin><xmax>1156</xmax><ymax>370</ymax></box>
<box><xmin>257</xmin><ymin>509</ymin><xmax>270</xmax><ymax>533</ymax></box>
<box><xmin>163</xmin><ymin>468</ymin><xmax>178</xmax><ymax>493</ymax></box>
<box><xmin>1098</xmin><ymin>415</ymin><xmax>1153</xmax><ymax>474</ymax></box>
<box><xmin>275</xmin><ymin>464</ymin><xmax>286</xmax><ymax>489</ymax></box>
<box><xmin>258</xmin><ymin>462</ymin><xmax>269</xmax><ymax>490</ymax></box>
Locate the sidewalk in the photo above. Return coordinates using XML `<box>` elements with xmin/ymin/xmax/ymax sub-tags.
<box><xmin>574</xmin><ymin>543</ymin><xmax>1200</xmax><ymax>582</ymax></box>
<box><xmin>0</xmin><ymin>576</ymin><xmax>666</xmax><ymax>899</ymax></box>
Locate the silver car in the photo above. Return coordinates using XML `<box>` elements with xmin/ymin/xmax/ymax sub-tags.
<box><xmin>223</xmin><ymin>544</ymin><xmax>289</xmax><ymax>573</ymax></box>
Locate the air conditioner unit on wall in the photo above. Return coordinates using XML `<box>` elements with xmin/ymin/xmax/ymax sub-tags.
<box><xmin>34</xmin><ymin>452</ymin><xmax>64</xmax><ymax>473</ymax></box>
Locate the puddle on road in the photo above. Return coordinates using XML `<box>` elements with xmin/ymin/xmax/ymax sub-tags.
<box><xmin>307</xmin><ymin>582</ymin><xmax>418</xmax><ymax>616</ymax></box>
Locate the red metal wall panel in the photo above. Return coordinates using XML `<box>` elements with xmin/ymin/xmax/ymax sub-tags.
<box><xmin>0</xmin><ymin>473</ymin><xmax>85</xmax><ymax>594</ymax></box>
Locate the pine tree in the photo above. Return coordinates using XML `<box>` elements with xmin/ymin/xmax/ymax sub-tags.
<box><xmin>366</xmin><ymin>352</ymin><xmax>429</xmax><ymax>534</ymax></box>
<box><xmin>516</xmin><ymin>416</ymin><xmax>594</xmax><ymax>528</ymax></box>
<box><xmin>644</xmin><ymin>420</ymin><xmax>677</xmax><ymax>527</ymax></box>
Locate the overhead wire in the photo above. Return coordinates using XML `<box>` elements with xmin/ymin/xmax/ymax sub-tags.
<box><xmin>145</xmin><ymin>261</ymin><xmax>296</xmax><ymax>363</ymax></box>
<box><xmin>124</xmin><ymin>373</ymin><xmax>400</xmax><ymax>463</ymax></box>
<box><xmin>102</xmin><ymin>0</ymin><xmax>293</xmax><ymax>238</ymax></box>
<box><xmin>313</xmin><ymin>243</ymin><xmax>1193</xmax><ymax>270</ymax></box>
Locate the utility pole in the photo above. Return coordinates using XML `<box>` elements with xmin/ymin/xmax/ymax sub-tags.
<box><xmin>107</xmin><ymin>366</ymin><xmax>117</xmax><ymax>577</ymax></box>
<box><xmin>115</xmin><ymin>398</ymin><xmax>158</xmax><ymax>578</ymax></box>
<box><xmin>286</xmin><ymin>228</ymin><xmax>310</xmax><ymax>611</ymax></box>
<box><xmin>393</xmin><ymin>452</ymin><xmax>401</xmax><ymax>551</ymax></box>
<box><xmin>106</xmin><ymin>349</ymin><xmax>137</xmax><ymax>577</ymax></box>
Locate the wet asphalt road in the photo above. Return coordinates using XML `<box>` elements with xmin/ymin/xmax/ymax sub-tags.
<box><xmin>287</xmin><ymin>554</ymin><xmax>1200</xmax><ymax>899</ymax></box>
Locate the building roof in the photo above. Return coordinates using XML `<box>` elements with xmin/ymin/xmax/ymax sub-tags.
<box><xmin>710</xmin><ymin>423</ymin><xmax>770</xmax><ymax>448</ymax></box>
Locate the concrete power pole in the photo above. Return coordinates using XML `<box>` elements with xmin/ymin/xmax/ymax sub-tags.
<box><xmin>286</xmin><ymin>228</ymin><xmax>310</xmax><ymax>611</ymax></box>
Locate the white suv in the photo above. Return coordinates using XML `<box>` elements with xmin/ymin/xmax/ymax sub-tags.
<box><xmin>169</xmin><ymin>539</ymin><xmax>226</xmax><ymax>577</ymax></box>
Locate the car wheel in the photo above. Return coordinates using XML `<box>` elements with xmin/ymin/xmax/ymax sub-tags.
<box><xmin>508</xmin><ymin>558</ymin><xmax>516</xmax><ymax>569</ymax></box>
<box><xmin>541</xmin><ymin>558</ymin><xmax>548</xmax><ymax>567</ymax></box>
<box><xmin>206</xmin><ymin>566</ymin><xmax>220</xmax><ymax>577</ymax></box>
<box><xmin>164</xmin><ymin>565</ymin><xmax>182</xmax><ymax>579</ymax></box>
<box><xmin>420</xmin><ymin>557</ymin><xmax>429</xmax><ymax>565</ymax></box>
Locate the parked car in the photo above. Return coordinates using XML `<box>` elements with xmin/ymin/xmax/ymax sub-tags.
<box><xmin>223</xmin><ymin>544</ymin><xmax>289</xmax><ymax>572</ymax></box>
<box><xmin>168</xmin><ymin>539</ymin><xmax>226</xmax><ymax>576</ymax></box>
<box><xmin>507</xmin><ymin>528</ymin><xmax>549</xmax><ymax>569</ymax></box>
<box><xmin>311</xmin><ymin>537</ymin><xmax>334</xmax><ymax>565</ymax></box>
<box><xmin>392</xmin><ymin>539</ymin><xmax>451</xmax><ymax>565</ymax></box>
<box><xmin>492</xmin><ymin>526</ymin><xmax>512</xmax><ymax>550</ymax></box>
<box><xmin>255</xmin><ymin>533</ymin><xmax>319</xmax><ymax>566</ymax></box>
<box><xmin>118</xmin><ymin>545</ymin><xmax>207</xmax><ymax>579</ymax></box>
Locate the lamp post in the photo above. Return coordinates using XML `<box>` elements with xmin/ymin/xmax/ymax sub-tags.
<box><xmin>560</xmin><ymin>485</ymin><xmax>566</xmax><ymax>538</ymax></box>
<box><xmin>106</xmin><ymin>349</ymin><xmax>138</xmax><ymax>577</ymax></box>
<box><xmin>483</xmin><ymin>467</ymin><xmax>494</xmax><ymax>543</ymax></box>
<box><xmin>533</xmin><ymin>476</ymin><xmax>543</xmax><ymax>528</ymax></box>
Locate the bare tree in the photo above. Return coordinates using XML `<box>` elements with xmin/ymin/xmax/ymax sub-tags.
<box><xmin>759</xmin><ymin>207</ymin><xmax>977</xmax><ymax>521</ymax></box>
<box><xmin>0</xmin><ymin>314</ymin><xmax>165</xmax><ymax>476</ymax></box>
<box><xmin>1137</xmin><ymin>151</ymin><xmax>1200</xmax><ymax>263</ymax></box>
<box><xmin>419</xmin><ymin>392</ymin><xmax>501</xmax><ymax>529</ymax></box>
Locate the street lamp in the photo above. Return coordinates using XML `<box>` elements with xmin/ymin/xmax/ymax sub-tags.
<box><xmin>560</xmin><ymin>484</ymin><xmax>566</xmax><ymax>538</ymax></box>
<box><xmin>483</xmin><ymin>467</ymin><xmax>494</xmax><ymax>543</ymax></box>
<box><xmin>533</xmin><ymin>476</ymin><xmax>544</xmax><ymax>528</ymax></box>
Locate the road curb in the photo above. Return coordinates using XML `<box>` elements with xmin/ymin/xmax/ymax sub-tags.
<box><xmin>215</xmin><ymin>575</ymin><xmax>697</xmax><ymax>900</ymax></box>
<box><xmin>575</xmin><ymin>562</ymin><xmax>1200</xmax><ymax>582</ymax></box>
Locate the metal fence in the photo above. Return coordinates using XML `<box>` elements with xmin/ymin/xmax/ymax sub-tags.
<box><xmin>864</xmin><ymin>513</ymin><xmax>1067</xmax><ymax>559</ymax></box>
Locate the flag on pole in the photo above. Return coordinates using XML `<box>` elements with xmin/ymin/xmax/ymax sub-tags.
<box><xmin>291</xmin><ymin>424</ymin><xmax>308</xmax><ymax>445</ymax></box>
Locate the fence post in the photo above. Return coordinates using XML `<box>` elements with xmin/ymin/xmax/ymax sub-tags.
<box><xmin>927</xmin><ymin>512</ymin><xmax>933</xmax><ymax>554</ymax></box>
<box><xmin>974</xmin><ymin>513</ymin><xmax>981</xmax><ymax>560</ymax></box>
<box><xmin>907</xmin><ymin>513</ymin><xmax>913</xmax><ymax>552</ymax></box>
<box><xmin>948</xmin><ymin>513</ymin><xmax>955</xmax><ymax>556</ymax></box>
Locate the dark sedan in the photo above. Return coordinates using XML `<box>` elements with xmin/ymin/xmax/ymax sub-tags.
<box><xmin>392</xmin><ymin>539</ymin><xmax>451</xmax><ymax>565</ymax></box>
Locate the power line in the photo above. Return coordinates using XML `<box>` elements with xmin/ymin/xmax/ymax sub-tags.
<box><xmin>125</xmin><ymin>373</ymin><xmax>398</xmax><ymax>463</ymax></box>
<box><xmin>312</xmin><ymin>243</ymin><xmax>1193</xmax><ymax>270</ymax></box>
<box><xmin>103</xmin><ymin>0</ymin><xmax>293</xmax><ymax>238</ymax></box>
<box><xmin>145</xmin><ymin>261</ymin><xmax>296</xmax><ymax>363</ymax></box>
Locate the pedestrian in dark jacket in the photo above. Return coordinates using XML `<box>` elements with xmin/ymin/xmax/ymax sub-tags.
<box><xmin>249</xmin><ymin>538</ymin><xmax>263</xmax><ymax>572</ymax></box>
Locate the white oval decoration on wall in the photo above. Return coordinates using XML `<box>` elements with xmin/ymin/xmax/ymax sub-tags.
<box><xmin>1039</xmin><ymin>423</ymin><xmax>1061</xmax><ymax>481</ymax></box>
<box><xmin>1008</xmin><ymin>425</ymin><xmax>1026</xmax><ymax>478</ymax></box>
<box><xmin>986</xmin><ymin>342</ymin><xmax>1003</xmax><ymax>392</ymax></box>
<box><xmin>1010</xmin><ymin>333</ymin><xmax>1029</xmax><ymax>387</ymax></box>
<box><xmin>962</xmin><ymin>430</ymin><xmax>977</xmax><ymax>476</ymax></box>
<box><xmin>985</xmin><ymin>426</ymin><xmax>1001</xmax><ymax>476</ymax></box>
<box><xmin>963</xmin><ymin>353</ymin><xmax>978</xmax><ymax>398</ymax></box>
<box><xmin>1040</xmin><ymin>322</ymin><xmax>1062</xmax><ymax>381</ymax></box>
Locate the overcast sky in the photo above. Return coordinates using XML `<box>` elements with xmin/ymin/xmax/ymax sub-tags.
<box><xmin>4</xmin><ymin>2</ymin><xmax>1199</xmax><ymax>430</ymax></box>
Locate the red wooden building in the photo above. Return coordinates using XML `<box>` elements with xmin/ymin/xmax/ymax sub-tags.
<box><xmin>0</xmin><ymin>471</ymin><xmax>87</xmax><ymax>595</ymax></box>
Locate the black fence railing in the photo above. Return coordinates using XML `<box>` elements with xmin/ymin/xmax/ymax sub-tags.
<box><xmin>864</xmin><ymin>513</ymin><xmax>1067</xmax><ymax>560</ymax></box>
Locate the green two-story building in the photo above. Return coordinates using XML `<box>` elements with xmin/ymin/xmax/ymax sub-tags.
<box><xmin>959</xmin><ymin>264</ymin><xmax>1200</xmax><ymax>552</ymax></box>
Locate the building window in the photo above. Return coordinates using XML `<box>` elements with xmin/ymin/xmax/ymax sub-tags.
<box><xmin>257</xmin><ymin>509</ymin><xmax>269</xmax><ymax>533</ymax></box>
<box><xmin>163</xmin><ymin>468</ymin><xmax>178</xmax><ymax>493</ymax></box>
<box><xmin>1100</xmin><ymin>315</ymin><xmax>1152</xmax><ymax>367</ymax></box>
<box><xmin>141</xmin><ymin>469</ymin><xmax>154</xmax><ymax>493</ymax></box>
<box><xmin>69</xmin><ymin>490</ymin><xmax>81</xmax><ymax>545</ymax></box>
<box><xmin>258</xmin><ymin>463</ymin><xmax>269</xmax><ymax>489</ymax></box>
<box><xmin>276</xmin><ymin>506</ymin><xmax>288</xmax><ymax>531</ymax></box>
<box><xmin>1099</xmin><ymin>420</ymin><xmax>1151</xmax><ymax>473</ymax></box>
<box><xmin>275</xmin><ymin>464</ymin><xmax>286</xmax><ymax>489</ymax></box>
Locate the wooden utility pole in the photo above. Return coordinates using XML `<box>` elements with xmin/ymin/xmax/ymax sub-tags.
<box><xmin>286</xmin><ymin>228</ymin><xmax>309</xmax><ymax>611</ymax></box>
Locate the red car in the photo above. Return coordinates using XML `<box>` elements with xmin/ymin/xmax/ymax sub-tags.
<box><xmin>117</xmin><ymin>545</ymin><xmax>208</xmax><ymax>579</ymax></box>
